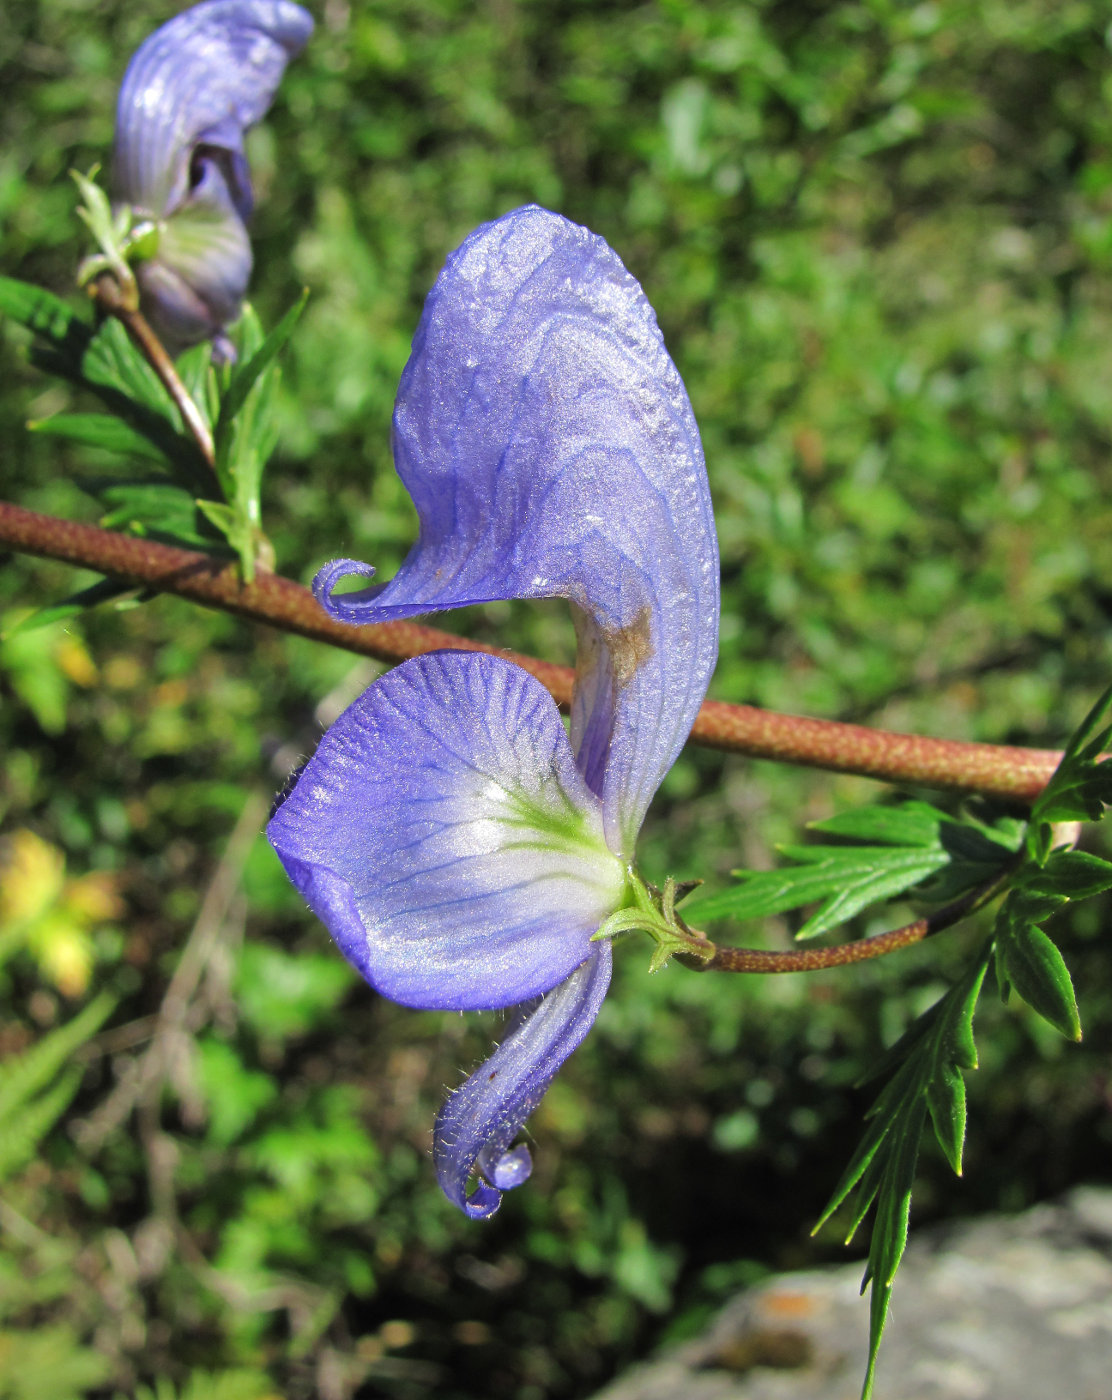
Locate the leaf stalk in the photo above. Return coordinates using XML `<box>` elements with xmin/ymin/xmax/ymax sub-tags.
<box><xmin>696</xmin><ymin>863</ymin><xmax>1018</xmax><ymax>975</ymax></box>
<box><xmin>88</xmin><ymin>273</ymin><xmax>216</xmax><ymax>470</ymax></box>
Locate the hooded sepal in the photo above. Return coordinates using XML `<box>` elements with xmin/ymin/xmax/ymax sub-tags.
<box><xmin>314</xmin><ymin>205</ymin><xmax>719</xmax><ymax>855</ymax></box>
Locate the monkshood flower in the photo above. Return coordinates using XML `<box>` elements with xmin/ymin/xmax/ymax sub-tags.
<box><xmin>268</xmin><ymin>206</ymin><xmax>720</xmax><ymax>1217</ymax></box>
<box><xmin>112</xmin><ymin>0</ymin><xmax>313</xmax><ymax>358</ymax></box>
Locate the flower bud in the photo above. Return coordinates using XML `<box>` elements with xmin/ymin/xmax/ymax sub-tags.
<box><xmin>113</xmin><ymin>0</ymin><xmax>312</xmax><ymax>357</ymax></box>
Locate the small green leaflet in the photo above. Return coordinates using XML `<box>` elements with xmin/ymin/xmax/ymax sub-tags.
<box><xmin>91</xmin><ymin>478</ymin><xmax>223</xmax><ymax>551</ymax></box>
<box><xmin>987</xmin><ymin>683</ymin><xmax>1112</xmax><ymax>1039</ymax></box>
<box><xmin>814</xmin><ymin>949</ymin><xmax>990</xmax><ymax>1400</ymax></box>
<box><xmin>808</xmin><ymin>686</ymin><xmax>1112</xmax><ymax>1400</ymax></box>
<box><xmin>994</xmin><ymin>904</ymin><xmax>1080</xmax><ymax>1041</ymax></box>
<box><xmin>216</xmin><ymin>291</ymin><xmax>307</xmax><ymax>435</ymax></box>
<box><xmin>29</xmin><ymin>411</ymin><xmax>169</xmax><ymax>463</ymax></box>
<box><xmin>207</xmin><ymin>295</ymin><xmax>308</xmax><ymax>581</ymax></box>
<box><xmin>1</xmin><ymin>578</ymin><xmax>137</xmax><ymax>637</ymax></box>
<box><xmin>987</xmin><ymin>847</ymin><xmax>1112</xmax><ymax>1042</ymax></box>
<box><xmin>1027</xmin><ymin>683</ymin><xmax>1112</xmax><ymax>862</ymax></box>
<box><xmin>81</xmin><ymin>316</ymin><xmax>173</xmax><ymax>422</ymax></box>
<box><xmin>807</xmin><ymin>801</ymin><xmax>954</xmax><ymax>846</ymax></box>
<box><xmin>686</xmin><ymin>801</ymin><xmax>1021</xmax><ymax>939</ymax></box>
<box><xmin>0</xmin><ymin>275</ymin><xmax>87</xmax><ymax>351</ymax></box>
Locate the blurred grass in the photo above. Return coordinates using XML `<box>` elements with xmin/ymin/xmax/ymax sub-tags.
<box><xmin>2</xmin><ymin>1</ymin><xmax>1112</xmax><ymax>1397</ymax></box>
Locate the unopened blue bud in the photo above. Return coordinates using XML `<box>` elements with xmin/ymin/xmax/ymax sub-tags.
<box><xmin>113</xmin><ymin>0</ymin><xmax>312</xmax><ymax>356</ymax></box>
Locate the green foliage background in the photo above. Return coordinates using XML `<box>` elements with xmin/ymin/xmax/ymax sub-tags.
<box><xmin>2</xmin><ymin>1</ymin><xmax>1112</xmax><ymax>1396</ymax></box>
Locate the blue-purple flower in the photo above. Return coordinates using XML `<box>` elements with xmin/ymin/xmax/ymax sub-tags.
<box><xmin>268</xmin><ymin>206</ymin><xmax>720</xmax><ymax>1216</ymax></box>
<box><xmin>112</xmin><ymin>0</ymin><xmax>313</xmax><ymax>357</ymax></box>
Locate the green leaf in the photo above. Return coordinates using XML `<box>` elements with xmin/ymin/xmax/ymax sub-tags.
<box><xmin>0</xmin><ymin>990</ymin><xmax>115</xmax><ymax>1123</ymax></box>
<box><xmin>2</xmin><ymin>578</ymin><xmax>135</xmax><ymax>636</ymax></box>
<box><xmin>4</xmin><ymin>276</ymin><xmax>213</xmax><ymax>494</ymax></box>
<box><xmin>1028</xmin><ymin>684</ymin><xmax>1112</xmax><ymax>856</ymax></box>
<box><xmin>995</xmin><ymin>900</ymin><xmax>1082</xmax><ymax>1040</ymax></box>
<box><xmin>195</xmin><ymin>498</ymin><xmax>240</xmax><ymax>544</ymax></box>
<box><xmin>1017</xmin><ymin>849</ymin><xmax>1112</xmax><ymax>900</ymax></box>
<box><xmin>815</xmin><ymin>950</ymin><xmax>989</xmax><ymax>1400</ymax></box>
<box><xmin>818</xmin><ymin>1064</ymin><xmax>913</xmax><ymax>1238</ymax></box>
<box><xmin>860</xmin><ymin>1100</ymin><xmax>925</xmax><ymax>1399</ymax></box>
<box><xmin>72</xmin><ymin>164</ymin><xmax>145</xmax><ymax>290</ymax></box>
<box><xmin>0</xmin><ymin>274</ymin><xmax>89</xmax><ymax>351</ymax></box>
<box><xmin>0</xmin><ymin>1322</ymin><xmax>112</xmax><ymax>1396</ymax></box>
<box><xmin>80</xmin><ymin>315</ymin><xmax>175</xmax><ymax>418</ymax></box>
<box><xmin>689</xmin><ymin>799</ymin><xmax>1022</xmax><ymax>935</ymax></box>
<box><xmin>217</xmin><ymin>292</ymin><xmax>307</xmax><ymax>432</ymax></box>
<box><xmin>0</xmin><ymin>992</ymin><xmax>115</xmax><ymax>1183</ymax></box>
<box><xmin>794</xmin><ymin>848</ymin><xmax>953</xmax><ymax>940</ymax></box>
<box><xmin>176</xmin><ymin>340</ymin><xmax>217</xmax><ymax>417</ymax></box>
<box><xmin>206</xmin><ymin>296</ymin><xmax>306</xmax><ymax>579</ymax></box>
<box><xmin>925</xmin><ymin>1063</ymin><xmax>966</xmax><ymax>1176</ymax></box>
<box><xmin>0</xmin><ymin>1067</ymin><xmax>83</xmax><ymax>1181</ymax></box>
<box><xmin>947</xmin><ymin>976</ymin><xmax>981</xmax><ymax>1072</ymax></box>
<box><xmin>30</xmin><ymin>411</ymin><xmax>169</xmax><ymax>463</ymax></box>
<box><xmin>809</xmin><ymin>801</ymin><xmax>952</xmax><ymax>847</ymax></box>
<box><xmin>94</xmin><ymin>477</ymin><xmax>216</xmax><ymax>546</ymax></box>
<box><xmin>1051</xmin><ymin>683</ymin><xmax>1112</xmax><ymax>770</ymax></box>
<box><xmin>690</xmin><ymin>845</ymin><xmax>950</xmax><ymax>934</ymax></box>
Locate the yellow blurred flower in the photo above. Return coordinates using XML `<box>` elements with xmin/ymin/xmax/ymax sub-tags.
<box><xmin>0</xmin><ymin>829</ymin><xmax>65</xmax><ymax>923</ymax></box>
<box><xmin>54</xmin><ymin>634</ymin><xmax>99</xmax><ymax>688</ymax></box>
<box><xmin>0</xmin><ymin>830</ymin><xmax>122</xmax><ymax>997</ymax></box>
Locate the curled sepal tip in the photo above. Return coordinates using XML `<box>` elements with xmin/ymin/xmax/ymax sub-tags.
<box><xmin>435</xmin><ymin>942</ymin><xmax>612</xmax><ymax>1218</ymax></box>
<box><xmin>312</xmin><ymin>557</ymin><xmax>379</xmax><ymax>620</ymax></box>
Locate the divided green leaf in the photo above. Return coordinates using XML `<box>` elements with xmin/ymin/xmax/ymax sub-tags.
<box><xmin>1</xmin><ymin>273</ymin><xmax>213</xmax><ymax>498</ymax></box>
<box><xmin>0</xmin><ymin>1068</ymin><xmax>83</xmax><ymax>1181</ymax></box>
<box><xmin>814</xmin><ymin>950</ymin><xmax>989</xmax><ymax>1400</ymax></box>
<box><xmin>688</xmin><ymin>801</ymin><xmax>1020</xmax><ymax>936</ymax></box>
<box><xmin>0</xmin><ymin>991</ymin><xmax>116</xmax><ymax>1182</ymax></box>
<box><xmin>1015</xmin><ymin>848</ymin><xmax>1112</xmax><ymax>901</ymax></box>
<box><xmin>0</xmin><ymin>989</ymin><xmax>115</xmax><ymax>1122</ymax></box>
<box><xmin>95</xmin><ymin>477</ymin><xmax>218</xmax><ymax>546</ymax></box>
<box><xmin>1</xmin><ymin>274</ymin><xmax>305</xmax><ymax>578</ymax></box>
<box><xmin>690</xmin><ymin>845</ymin><xmax>947</xmax><ymax>928</ymax></box>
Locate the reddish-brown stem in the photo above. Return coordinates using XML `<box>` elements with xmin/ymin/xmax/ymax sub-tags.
<box><xmin>0</xmin><ymin>499</ymin><xmax>1064</xmax><ymax>799</ymax></box>
<box><xmin>690</xmin><ymin>699</ymin><xmax>1056</xmax><ymax>799</ymax></box>
<box><xmin>91</xmin><ymin>275</ymin><xmax>216</xmax><ymax>468</ymax></box>
<box><xmin>0</xmin><ymin>499</ymin><xmax>576</xmax><ymax>700</ymax></box>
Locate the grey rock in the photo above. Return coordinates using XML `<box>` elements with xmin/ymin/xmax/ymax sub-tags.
<box><xmin>592</xmin><ymin>1188</ymin><xmax>1112</xmax><ymax>1400</ymax></box>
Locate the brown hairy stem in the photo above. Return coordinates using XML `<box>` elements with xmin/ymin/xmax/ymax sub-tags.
<box><xmin>1</xmin><ymin>499</ymin><xmax>1064</xmax><ymax>799</ymax></box>
<box><xmin>690</xmin><ymin>699</ymin><xmax>1057</xmax><ymax>799</ymax></box>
